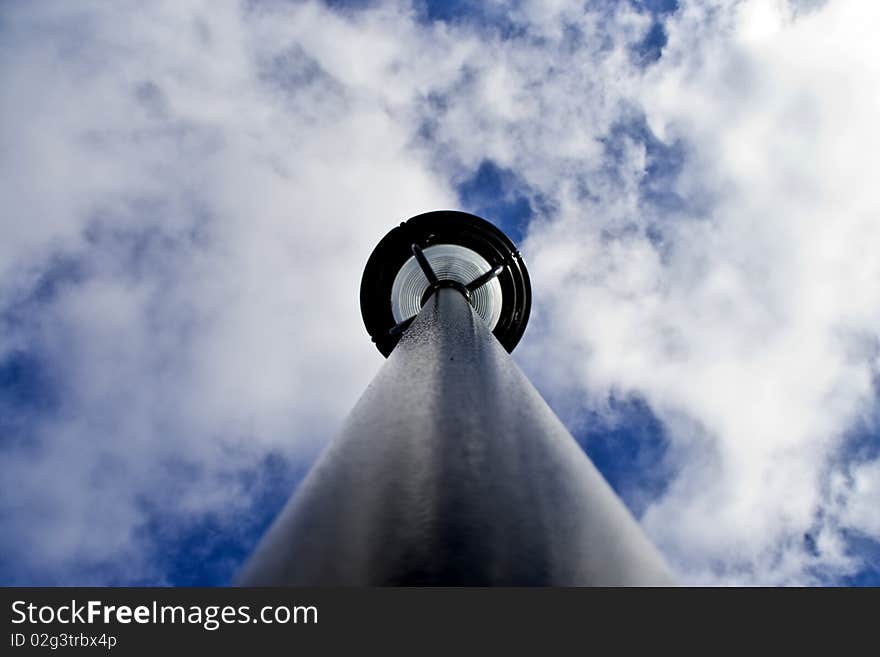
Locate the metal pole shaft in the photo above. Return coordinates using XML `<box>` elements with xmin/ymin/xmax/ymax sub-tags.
<box><xmin>237</xmin><ymin>289</ymin><xmax>674</xmax><ymax>585</ymax></box>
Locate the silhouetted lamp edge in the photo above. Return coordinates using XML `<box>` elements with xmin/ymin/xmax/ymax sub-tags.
<box><xmin>360</xmin><ymin>210</ymin><xmax>532</xmax><ymax>357</ymax></box>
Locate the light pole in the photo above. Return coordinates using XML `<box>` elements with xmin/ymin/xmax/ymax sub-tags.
<box><xmin>237</xmin><ymin>211</ymin><xmax>674</xmax><ymax>585</ymax></box>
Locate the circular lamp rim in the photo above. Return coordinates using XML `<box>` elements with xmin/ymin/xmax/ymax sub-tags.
<box><xmin>360</xmin><ymin>210</ymin><xmax>531</xmax><ymax>357</ymax></box>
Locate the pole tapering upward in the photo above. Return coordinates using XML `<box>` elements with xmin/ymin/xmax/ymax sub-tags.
<box><xmin>237</xmin><ymin>288</ymin><xmax>674</xmax><ymax>585</ymax></box>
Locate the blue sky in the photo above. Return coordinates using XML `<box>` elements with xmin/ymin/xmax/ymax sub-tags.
<box><xmin>2</xmin><ymin>0</ymin><xmax>880</xmax><ymax>586</ymax></box>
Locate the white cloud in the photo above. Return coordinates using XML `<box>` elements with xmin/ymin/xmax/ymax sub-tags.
<box><xmin>523</xmin><ymin>0</ymin><xmax>880</xmax><ymax>583</ymax></box>
<box><xmin>0</xmin><ymin>0</ymin><xmax>455</xmax><ymax>583</ymax></box>
<box><xmin>1</xmin><ymin>0</ymin><xmax>878</xmax><ymax>585</ymax></box>
<box><xmin>834</xmin><ymin>459</ymin><xmax>880</xmax><ymax>538</ymax></box>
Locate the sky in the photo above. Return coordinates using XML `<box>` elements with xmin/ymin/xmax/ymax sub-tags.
<box><xmin>1</xmin><ymin>0</ymin><xmax>879</xmax><ymax>586</ymax></box>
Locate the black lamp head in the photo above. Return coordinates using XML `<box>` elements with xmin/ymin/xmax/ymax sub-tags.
<box><xmin>360</xmin><ymin>210</ymin><xmax>531</xmax><ymax>357</ymax></box>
